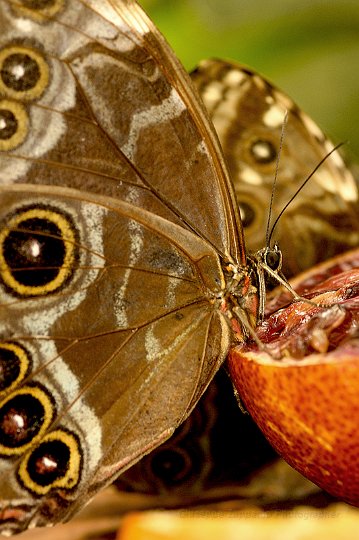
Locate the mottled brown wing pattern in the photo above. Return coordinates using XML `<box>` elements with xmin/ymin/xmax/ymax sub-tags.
<box><xmin>1</xmin><ymin>1</ymin><xmax>244</xmax><ymax>260</ymax></box>
<box><xmin>0</xmin><ymin>184</ymin><xmax>232</xmax><ymax>530</ymax></box>
<box><xmin>112</xmin><ymin>59</ymin><xmax>359</xmax><ymax>506</ymax></box>
<box><xmin>191</xmin><ymin>59</ymin><xmax>359</xmax><ymax>277</ymax></box>
<box><xmin>0</xmin><ymin>1</ymin><xmax>257</xmax><ymax>534</ymax></box>
<box><xmin>115</xmin><ymin>368</ymin><xmax>277</xmax><ymax>502</ymax></box>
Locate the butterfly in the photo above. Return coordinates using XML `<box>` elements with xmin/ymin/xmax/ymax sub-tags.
<box><xmin>191</xmin><ymin>59</ymin><xmax>359</xmax><ymax>278</ymax></box>
<box><xmin>115</xmin><ymin>61</ymin><xmax>359</xmax><ymax>503</ymax></box>
<box><xmin>0</xmin><ymin>0</ymin><xmax>261</xmax><ymax>533</ymax></box>
<box><xmin>0</xmin><ymin>0</ymin><xmax>356</xmax><ymax>534</ymax></box>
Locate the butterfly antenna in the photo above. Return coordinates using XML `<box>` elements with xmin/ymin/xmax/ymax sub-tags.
<box><xmin>265</xmin><ymin>110</ymin><xmax>288</xmax><ymax>248</ymax></box>
<box><xmin>268</xmin><ymin>141</ymin><xmax>346</xmax><ymax>247</ymax></box>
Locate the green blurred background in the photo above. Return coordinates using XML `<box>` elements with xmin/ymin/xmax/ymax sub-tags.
<box><xmin>142</xmin><ymin>0</ymin><xmax>359</xmax><ymax>164</ymax></box>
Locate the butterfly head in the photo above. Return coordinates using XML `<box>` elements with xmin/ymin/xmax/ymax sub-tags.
<box><xmin>258</xmin><ymin>244</ymin><xmax>283</xmax><ymax>274</ymax></box>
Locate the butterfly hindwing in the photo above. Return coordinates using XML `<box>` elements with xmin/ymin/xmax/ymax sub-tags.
<box><xmin>2</xmin><ymin>2</ymin><xmax>357</xmax><ymax>534</ymax></box>
<box><xmin>0</xmin><ymin>181</ymin><xmax>233</xmax><ymax>530</ymax></box>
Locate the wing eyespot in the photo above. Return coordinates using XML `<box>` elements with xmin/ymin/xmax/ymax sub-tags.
<box><xmin>0</xmin><ymin>383</ymin><xmax>55</xmax><ymax>456</ymax></box>
<box><xmin>0</xmin><ymin>99</ymin><xmax>29</xmax><ymax>151</ymax></box>
<box><xmin>9</xmin><ymin>0</ymin><xmax>65</xmax><ymax>21</ymax></box>
<box><xmin>17</xmin><ymin>429</ymin><xmax>83</xmax><ymax>495</ymax></box>
<box><xmin>0</xmin><ymin>205</ymin><xmax>79</xmax><ymax>298</ymax></box>
<box><xmin>238</xmin><ymin>200</ymin><xmax>256</xmax><ymax>229</ymax></box>
<box><xmin>250</xmin><ymin>139</ymin><xmax>277</xmax><ymax>164</ymax></box>
<box><xmin>0</xmin><ymin>45</ymin><xmax>49</xmax><ymax>101</ymax></box>
<box><xmin>0</xmin><ymin>342</ymin><xmax>32</xmax><ymax>396</ymax></box>
<box><xmin>148</xmin><ymin>445</ymin><xmax>198</xmax><ymax>488</ymax></box>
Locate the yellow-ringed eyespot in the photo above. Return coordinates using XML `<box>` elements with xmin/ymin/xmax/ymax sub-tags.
<box><xmin>0</xmin><ymin>342</ymin><xmax>32</xmax><ymax>396</ymax></box>
<box><xmin>0</xmin><ymin>205</ymin><xmax>79</xmax><ymax>298</ymax></box>
<box><xmin>10</xmin><ymin>0</ymin><xmax>65</xmax><ymax>22</ymax></box>
<box><xmin>18</xmin><ymin>429</ymin><xmax>82</xmax><ymax>495</ymax></box>
<box><xmin>0</xmin><ymin>384</ymin><xmax>55</xmax><ymax>456</ymax></box>
<box><xmin>0</xmin><ymin>45</ymin><xmax>49</xmax><ymax>101</ymax></box>
<box><xmin>0</xmin><ymin>99</ymin><xmax>29</xmax><ymax>151</ymax></box>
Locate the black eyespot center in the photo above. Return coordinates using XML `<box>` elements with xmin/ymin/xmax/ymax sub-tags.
<box><xmin>0</xmin><ymin>108</ymin><xmax>18</xmax><ymax>140</ymax></box>
<box><xmin>27</xmin><ymin>439</ymin><xmax>71</xmax><ymax>486</ymax></box>
<box><xmin>0</xmin><ymin>397</ymin><xmax>42</xmax><ymax>447</ymax></box>
<box><xmin>4</xmin><ymin>217</ymin><xmax>66</xmax><ymax>287</ymax></box>
<box><xmin>0</xmin><ymin>389</ymin><xmax>53</xmax><ymax>451</ymax></box>
<box><xmin>0</xmin><ymin>205</ymin><xmax>79</xmax><ymax>297</ymax></box>
<box><xmin>1</xmin><ymin>53</ymin><xmax>41</xmax><ymax>93</ymax></box>
<box><xmin>0</xmin><ymin>342</ymin><xmax>31</xmax><ymax>394</ymax></box>
<box><xmin>0</xmin><ymin>99</ymin><xmax>29</xmax><ymax>151</ymax></box>
<box><xmin>150</xmin><ymin>447</ymin><xmax>189</xmax><ymax>484</ymax></box>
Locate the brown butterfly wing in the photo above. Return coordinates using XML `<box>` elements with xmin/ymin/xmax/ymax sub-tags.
<box><xmin>0</xmin><ymin>183</ymin><xmax>230</xmax><ymax>530</ymax></box>
<box><xmin>116</xmin><ymin>368</ymin><xmax>277</xmax><ymax>502</ymax></box>
<box><xmin>191</xmin><ymin>59</ymin><xmax>359</xmax><ymax>276</ymax></box>
<box><xmin>1</xmin><ymin>1</ymin><xmax>244</xmax><ymax>262</ymax></box>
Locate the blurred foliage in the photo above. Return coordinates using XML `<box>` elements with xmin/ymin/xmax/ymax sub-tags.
<box><xmin>142</xmin><ymin>0</ymin><xmax>359</xmax><ymax>163</ymax></box>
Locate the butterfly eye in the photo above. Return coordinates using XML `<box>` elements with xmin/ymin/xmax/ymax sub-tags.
<box><xmin>0</xmin><ymin>46</ymin><xmax>49</xmax><ymax>101</ymax></box>
<box><xmin>0</xmin><ymin>99</ymin><xmax>29</xmax><ymax>151</ymax></box>
<box><xmin>250</xmin><ymin>139</ymin><xmax>277</xmax><ymax>164</ymax></box>
<box><xmin>265</xmin><ymin>247</ymin><xmax>282</xmax><ymax>271</ymax></box>
<box><xmin>18</xmin><ymin>429</ymin><xmax>82</xmax><ymax>495</ymax></box>
<box><xmin>0</xmin><ymin>206</ymin><xmax>78</xmax><ymax>298</ymax></box>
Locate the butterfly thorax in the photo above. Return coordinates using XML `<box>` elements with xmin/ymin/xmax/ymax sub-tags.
<box><xmin>219</xmin><ymin>261</ymin><xmax>259</xmax><ymax>341</ymax></box>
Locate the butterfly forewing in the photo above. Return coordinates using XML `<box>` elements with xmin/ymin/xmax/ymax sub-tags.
<box><xmin>1</xmin><ymin>0</ymin><xmax>244</xmax><ymax>262</ymax></box>
<box><xmin>0</xmin><ymin>1</ymin><xmax>254</xmax><ymax>533</ymax></box>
